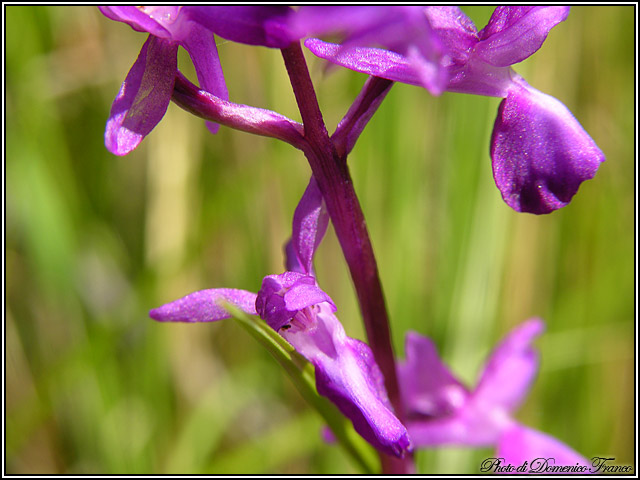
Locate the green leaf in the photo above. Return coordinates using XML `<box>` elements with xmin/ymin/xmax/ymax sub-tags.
<box><xmin>223</xmin><ymin>302</ymin><xmax>378</xmax><ymax>474</ymax></box>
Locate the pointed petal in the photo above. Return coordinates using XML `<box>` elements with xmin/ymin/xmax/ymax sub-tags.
<box><xmin>424</xmin><ymin>6</ymin><xmax>478</xmax><ymax>65</ymax></box>
<box><xmin>421</xmin><ymin>7</ymin><xmax>520</xmax><ymax>98</ymax></box>
<box><xmin>475</xmin><ymin>7</ymin><xmax>570</xmax><ymax>67</ymax></box>
<box><xmin>397</xmin><ymin>331</ymin><xmax>469</xmax><ymax>417</ymax></box>
<box><xmin>283</xmin><ymin>304</ymin><xmax>410</xmax><ymax>457</ymax></box>
<box><xmin>184</xmin><ymin>6</ymin><xmax>295</xmax><ymax>48</ymax></box>
<box><xmin>289</xmin><ymin>177</ymin><xmax>329</xmax><ymax>276</ymax></box>
<box><xmin>284</xmin><ymin>240</ymin><xmax>304</xmax><ymax>273</ymax></box>
<box><xmin>296</xmin><ymin>7</ymin><xmax>448</xmax><ymax>95</ymax></box>
<box><xmin>283</xmin><ymin>283</ymin><xmax>333</xmax><ymax>313</ymax></box>
<box><xmin>304</xmin><ymin>39</ymin><xmax>418</xmax><ymax>84</ymax></box>
<box><xmin>332</xmin><ymin>76</ymin><xmax>393</xmax><ymax>157</ymax></box>
<box><xmin>105</xmin><ymin>36</ymin><xmax>177</xmax><ymax>156</ymax></box>
<box><xmin>179</xmin><ymin>21</ymin><xmax>228</xmax><ymax>135</ymax></box>
<box><xmin>491</xmin><ymin>79</ymin><xmax>605</xmax><ymax>214</ymax></box>
<box><xmin>473</xmin><ymin>319</ymin><xmax>545</xmax><ymax>413</ymax></box>
<box><xmin>149</xmin><ymin>288</ymin><xmax>257</xmax><ymax>322</ymax></box>
<box><xmin>405</xmin><ymin>45</ymin><xmax>449</xmax><ymax>96</ymax></box>
<box><xmin>304</xmin><ymin>38</ymin><xmax>445</xmax><ymax>95</ymax></box>
<box><xmin>497</xmin><ymin>424</ymin><xmax>592</xmax><ymax>472</ymax></box>
<box><xmin>294</xmin><ymin>6</ymin><xmax>431</xmax><ymax>53</ymax></box>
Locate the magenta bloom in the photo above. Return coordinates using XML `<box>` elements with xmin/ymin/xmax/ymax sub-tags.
<box><xmin>397</xmin><ymin>319</ymin><xmax>591</xmax><ymax>470</ymax></box>
<box><xmin>100</xmin><ymin>6</ymin><xmax>295</xmax><ymax>156</ymax></box>
<box><xmin>301</xmin><ymin>7</ymin><xmax>605</xmax><ymax>214</ymax></box>
<box><xmin>150</xmin><ymin>177</ymin><xmax>410</xmax><ymax>458</ymax></box>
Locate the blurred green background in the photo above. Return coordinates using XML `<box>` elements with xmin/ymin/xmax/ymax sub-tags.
<box><xmin>5</xmin><ymin>6</ymin><xmax>635</xmax><ymax>474</ymax></box>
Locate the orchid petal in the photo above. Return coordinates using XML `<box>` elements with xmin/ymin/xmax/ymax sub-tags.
<box><xmin>473</xmin><ymin>319</ymin><xmax>544</xmax><ymax>414</ymax></box>
<box><xmin>475</xmin><ymin>7</ymin><xmax>570</xmax><ymax>67</ymax></box>
<box><xmin>398</xmin><ymin>331</ymin><xmax>469</xmax><ymax>418</ymax></box>
<box><xmin>283</xmin><ymin>283</ymin><xmax>333</xmax><ymax>313</ymax></box>
<box><xmin>497</xmin><ymin>423</ymin><xmax>592</xmax><ymax>471</ymax></box>
<box><xmin>283</xmin><ymin>303</ymin><xmax>410</xmax><ymax>457</ymax></box>
<box><xmin>179</xmin><ymin>22</ymin><xmax>228</xmax><ymax>135</ymax></box>
<box><xmin>407</xmin><ymin>411</ymin><xmax>506</xmax><ymax>448</ymax></box>
<box><xmin>405</xmin><ymin>45</ymin><xmax>449</xmax><ymax>96</ymax></box>
<box><xmin>149</xmin><ymin>288</ymin><xmax>257</xmax><ymax>322</ymax></box>
<box><xmin>294</xmin><ymin>7</ymin><xmax>431</xmax><ymax>55</ymax></box>
<box><xmin>284</xmin><ymin>240</ymin><xmax>304</xmax><ymax>274</ymax></box>
<box><xmin>98</xmin><ymin>6</ymin><xmax>175</xmax><ymax>39</ymax></box>
<box><xmin>491</xmin><ymin>78</ymin><xmax>605</xmax><ymax>214</ymax></box>
<box><xmin>184</xmin><ymin>6</ymin><xmax>295</xmax><ymax>48</ymax></box>
<box><xmin>292</xmin><ymin>6</ymin><xmax>398</xmax><ymax>40</ymax></box>
<box><xmin>296</xmin><ymin>7</ymin><xmax>447</xmax><ymax>95</ymax></box>
<box><xmin>289</xmin><ymin>177</ymin><xmax>329</xmax><ymax>276</ymax></box>
<box><xmin>409</xmin><ymin>388</ymin><xmax>519</xmax><ymax>448</ymax></box>
<box><xmin>421</xmin><ymin>8</ymin><xmax>517</xmax><ymax>98</ymax></box>
<box><xmin>423</xmin><ymin>6</ymin><xmax>478</xmax><ymax>65</ymax></box>
<box><xmin>305</xmin><ymin>39</ymin><xmax>422</xmax><ymax>88</ymax></box>
<box><xmin>255</xmin><ymin>272</ymin><xmax>335</xmax><ymax>331</ymax></box>
<box><xmin>444</xmin><ymin>60</ymin><xmax>514</xmax><ymax>98</ymax></box>
<box><xmin>305</xmin><ymin>38</ymin><xmax>446</xmax><ymax>95</ymax></box>
<box><xmin>105</xmin><ymin>36</ymin><xmax>177</xmax><ymax>156</ymax></box>
<box><xmin>407</xmin><ymin>415</ymin><xmax>469</xmax><ymax>447</ymax></box>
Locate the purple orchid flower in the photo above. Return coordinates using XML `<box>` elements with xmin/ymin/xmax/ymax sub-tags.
<box><xmin>397</xmin><ymin>319</ymin><xmax>591</xmax><ymax>470</ymax></box>
<box><xmin>100</xmin><ymin>6</ymin><xmax>294</xmax><ymax>156</ymax></box>
<box><xmin>149</xmin><ymin>176</ymin><xmax>410</xmax><ymax>458</ymax></box>
<box><xmin>300</xmin><ymin>7</ymin><xmax>605</xmax><ymax>214</ymax></box>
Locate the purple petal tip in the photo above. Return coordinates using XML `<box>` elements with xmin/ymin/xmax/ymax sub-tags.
<box><xmin>150</xmin><ymin>288</ymin><xmax>257</xmax><ymax>323</ymax></box>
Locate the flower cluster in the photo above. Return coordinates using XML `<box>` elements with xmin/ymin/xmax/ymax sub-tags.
<box><xmin>101</xmin><ymin>5</ymin><xmax>603</xmax><ymax>473</ymax></box>
<box><xmin>104</xmin><ymin>6</ymin><xmax>604</xmax><ymax>215</ymax></box>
